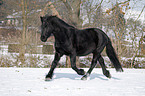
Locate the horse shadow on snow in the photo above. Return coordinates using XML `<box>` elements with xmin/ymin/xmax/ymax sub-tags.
<box><xmin>53</xmin><ymin>73</ymin><xmax>120</xmax><ymax>81</ymax></box>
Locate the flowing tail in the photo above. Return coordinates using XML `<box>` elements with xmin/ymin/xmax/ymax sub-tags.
<box><xmin>106</xmin><ymin>39</ymin><xmax>123</xmax><ymax>72</ymax></box>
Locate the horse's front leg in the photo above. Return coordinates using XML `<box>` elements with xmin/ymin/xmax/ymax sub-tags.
<box><xmin>45</xmin><ymin>52</ymin><xmax>63</xmax><ymax>81</ymax></box>
<box><xmin>81</xmin><ymin>53</ymin><xmax>98</xmax><ymax>80</ymax></box>
<box><xmin>70</xmin><ymin>54</ymin><xmax>85</xmax><ymax>75</ymax></box>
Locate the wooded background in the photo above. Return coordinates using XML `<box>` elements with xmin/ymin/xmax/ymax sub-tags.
<box><xmin>0</xmin><ymin>0</ymin><xmax>145</xmax><ymax>68</ymax></box>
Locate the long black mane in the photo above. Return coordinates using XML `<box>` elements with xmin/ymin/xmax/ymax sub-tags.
<box><xmin>40</xmin><ymin>15</ymin><xmax>123</xmax><ymax>81</ymax></box>
<box><xmin>48</xmin><ymin>16</ymin><xmax>75</xmax><ymax>28</ymax></box>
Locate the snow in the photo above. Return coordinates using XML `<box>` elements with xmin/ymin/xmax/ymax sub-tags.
<box><xmin>0</xmin><ymin>68</ymin><xmax>145</xmax><ymax>96</ymax></box>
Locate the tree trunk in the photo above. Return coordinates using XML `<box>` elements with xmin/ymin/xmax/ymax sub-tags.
<box><xmin>19</xmin><ymin>0</ymin><xmax>27</xmax><ymax>66</ymax></box>
<box><xmin>66</xmin><ymin>56</ymin><xmax>71</xmax><ymax>68</ymax></box>
<box><xmin>63</xmin><ymin>0</ymin><xmax>82</xmax><ymax>28</ymax></box>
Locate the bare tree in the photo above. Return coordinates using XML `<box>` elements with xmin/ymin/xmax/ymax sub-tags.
<box><xmin>127</xmin><ymin>18</ymin><xmax>143</xmax><ymax>67</ymax></box>
<box><xmin>105</xmin><ymin>1</ymin><xmax>129</xmax><ymax>59</ymax></box>
<box><xmin>19</xmin><ymin>0</ymin><xmax>27</xmax><ymax>65</ymax></box>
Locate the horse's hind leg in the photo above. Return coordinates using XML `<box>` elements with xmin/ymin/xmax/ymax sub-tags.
<box><xmin>81</xmin><ymin>43</ymin><xmax>106</xmax><ymax>80</ymax></box>
<box><xmin>45</xmin><ymin>52</ymin><xmax>62</xmax><ymax>81</ymax></box>
<box><xmin>98</xmin><ymin>55</ymin><xmax>111</xmax><ymax>78</ymax></box>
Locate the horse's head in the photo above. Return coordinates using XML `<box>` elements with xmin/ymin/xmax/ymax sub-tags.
<box><xmin>40</xmin><ymin>16</ymin><xmax>53</xmax><ymax>42</ymax></box>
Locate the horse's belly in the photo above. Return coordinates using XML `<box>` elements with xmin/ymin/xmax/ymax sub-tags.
<box><xmin>76</xmin><ymin>43</ymin><xmax>96</xmax><ymax>56</ymax></box>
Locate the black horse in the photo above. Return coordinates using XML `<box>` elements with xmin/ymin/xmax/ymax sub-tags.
<box><xmin>40</xmin><ymin>15</ymin><xmax>123</xmax><ymax>81</ymax></box>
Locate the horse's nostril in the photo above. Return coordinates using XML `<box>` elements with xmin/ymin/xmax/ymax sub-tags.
<box><xmin>41</xmin><ymin>36</ymin><xmax>47</xmax><ymax>42</ymax></box>
<box><xmin>41</xmin><ymin>36</ymin><xmax>45</xmax><ymax>40</ymax></box>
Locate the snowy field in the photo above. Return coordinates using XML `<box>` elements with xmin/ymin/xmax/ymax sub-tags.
<box><xmin>0</xmin><ymin>68</ymin><xmax>145</xmax><ymax>96</ymax></box>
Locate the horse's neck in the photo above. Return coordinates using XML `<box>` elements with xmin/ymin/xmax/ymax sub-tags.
<box><xmin>53</xmin><ymin>27</ymin><xmax>71</xmax><ymax>43</ymax></box>
<box><xmin>52</xmin><ymin>18</ymin><xmax>75</xmax><ymax>43</ymax></box>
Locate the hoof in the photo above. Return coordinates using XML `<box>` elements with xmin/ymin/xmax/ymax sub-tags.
<box><xmin>104</xmin><ymin>70</ymin><xmax>111</xmax><ymax>79</ymax></box>
<box><xmin>81</xmin><ymin>73</ymin><xmax>89</xmax><ymax>80</ymax></box>
<box><xmin>45</xmin><ymin>73</ymin><xmax>53</xmax><ymax>81</ymax></box>
<box><xmin>78</xmin><ymin>69</ymin><xmax>86</xmax><ymax>75</ymax></box>
<box><xmin>45</xmin><ymin>77</ymin><xmax>52</xmax><ymax>81</ymax></box>
<box><xmin>116</xmin><ymin>68</ymin><xmax>123</xmax><ymax>72</ymax></box>
<box><xmin>107</xmin><ymin>74</ymin><xmax>111</xmax><ymax>79</ymax></box>
<box><xmin>81</xmin><ymin>76</ymin><xmax>87</xmax><ymax>80</ymax></box>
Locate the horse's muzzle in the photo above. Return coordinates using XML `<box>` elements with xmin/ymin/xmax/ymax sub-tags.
<box><xmin>40</xmin><ymin>36</ymin><xmax>47</xmax><ymax>42</ymax></box>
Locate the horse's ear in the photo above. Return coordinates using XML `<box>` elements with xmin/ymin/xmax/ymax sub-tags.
<box><xmin>40</xmin><ymin>16</ymin><xmax>43</xmax><ymax>22</ymax></box>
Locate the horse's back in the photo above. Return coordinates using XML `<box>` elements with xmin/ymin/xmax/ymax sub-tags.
<box><xmin>75</xmin><ymin>28</ymin><xmax>98</xmax><ymax>56</ymax></box>
<box><xmin>77</xmin><ymin>28</ymin><xmax>108</xmax><ymax>44</ymax></box>
<box><xmin>75</xmin><ymin>28</ymin><xmax>109</xmax><ymax>56</ymax></box>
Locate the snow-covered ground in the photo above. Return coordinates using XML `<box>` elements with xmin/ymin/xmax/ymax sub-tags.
<box><xmin>0</xmin><ymin>68</ymin><xmax>145</xmax><ymax>96</ymax></box>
